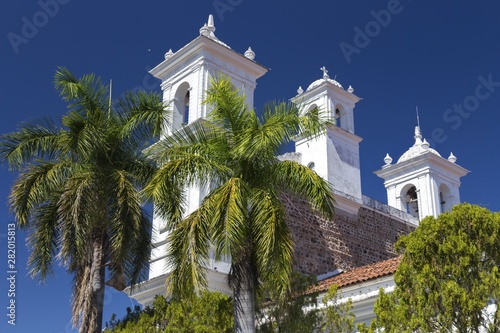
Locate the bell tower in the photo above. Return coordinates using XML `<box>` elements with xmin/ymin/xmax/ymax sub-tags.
<box><xmin>375</xmin><ymin>125</ymin><xmax>469</xmax><ymax>221</ymax></box>
<box><xmin>145</xmin><ymin>15</ymin><xmax>268</xmax><ymax>285</ymax></box>
<box><xmin>291</xmin><ymin>67</ymin><xmax>362</xmax><ymax>214</ymax></box>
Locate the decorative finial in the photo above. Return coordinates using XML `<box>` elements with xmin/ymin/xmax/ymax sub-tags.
<box><xmin>199</xmin><ymin>23</ymin><xmax>210</xmax><ymax>36</ymax></box>
<box><xmin>164</xmin><ymin>49</ymin><xmax>174</xmax><ymax>60</ymax></box>
<box><xmin>320</xmin><ymin>66</ymin><xmax>329</xmax><ymax>79</ymax></box>
<box><xmin>244</xmin><ymin>47</ymin><xmax>255</xmax><ymax>60</ymax></box>
<box><xmin>416</xmin><ymin>106</ymin><xmax>421</xmax><ymax>129</ymax></box>
<box><xmin>414</xmin><ymin>126</ymin><xmax>422</xmax><ymax>144</ymax></box>
<box><xmin>207</xmin><ymin>14</ymin><xmax>215</xmax><ymax>32</ymax></box>
<box><xmin>297</xmin><ymin>86</ymin><xmax>304</xmax><ymax>95</ymax></box>
<box><xmin>421</xmin><ymin>138</ymin><xmax>430</xmax><ymax>150</ymax></box>
<box><xmin>347</xmin><ymin>85</ymin><xmax>354</xmax><ymax>93</ymax></box>
<box><xmin>448</xmin><ymin>152</ymin><xmax>457</xmax><ymax>163</ymax></box>
<box><xmin>383</xmin><ymin>153</ymin><xmax>393</xmax><ymax>167</ymax></box>
<box><xmin>200</xmin><ymin>14</ymin><xmax>216</xmax><ymax>37</ymax></box>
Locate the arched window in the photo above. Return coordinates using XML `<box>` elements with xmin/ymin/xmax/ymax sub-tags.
<box><xmin>173</xmin><ymin>82</ymin><xmax>191</xmax><ymax>131</ymax></box>
<box><xmin>402</xmin><ymin>185</ymin><xmax>419</xmax><ymax>218</ymax></box>
<box><xmin>439</xmin><ymin>184</ymin><xmax>452</xmax><ymax>213</ymax></box>
<box><xmin>307</xmin><ymin>162</ymin><xmax>315</xmax><ymax>170</ymax></box>
<box><xmin>307</xmin><ymin>103</ymin><xmax>318</xmax><ymax>116</ymax></box>
<box><xmin>335</xmin><ymin>107</ymin><xmax>341</xmax><ymax>128</ymax></box>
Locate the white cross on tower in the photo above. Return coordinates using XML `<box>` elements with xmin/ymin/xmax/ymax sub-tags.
<box><xmin>320</xmin><ymin>66</ymin><xmax>329</xmax><ymax>79</ymax></box>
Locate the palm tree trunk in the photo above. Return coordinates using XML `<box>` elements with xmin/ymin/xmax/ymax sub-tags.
<box><xmin>233</xmin><ymin>266</ymin><xmax>256</xmax><ymax>333</ymax></box>
<box><xmin>80</xmin><ymin>232</ymin><xmax>106</xmax><ymax>333</ymax></box>
<box><xmin>93</xmin><ymin>233</ymin><xmax>106</xmax><ymax>333</ymax></box>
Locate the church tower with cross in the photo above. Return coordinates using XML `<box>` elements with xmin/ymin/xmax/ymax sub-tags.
<box><xmin>290</xmin><ymin>67</ymin><xmax>363</xmax><ymax>214</ymax></box>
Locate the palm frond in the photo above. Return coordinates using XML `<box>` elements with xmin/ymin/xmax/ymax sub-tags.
<box><xmin>54</xmin><ymin>66</ymin><xmax>108</xmax><ymax>116</ymax></box>
<box><xmin>298</xmin><ymin>104</ymin><xmax>333</xmax><ymax>138</ymax></box>
<box><xmin>26</xmin><ymin>200</ymin><xmax>59</xmax><ymax>280</ymax></box>
<box><xmin>61</xmin><ymin>109</ymin><xmax>110</xmax><ymax>162</ymax></box>
<box><xmin>123</xmin><ymin>212</ymin><xmax>151</xmax><ymax>287</ymax></box>
<box><xmin>9</xmin><ymin>161</ymin><xmax>69</xmax><ymax>227</ymax></box>
<box><xmin>166</xmin><ymin>209</ymin><xmax>211</xmax><ymax>297</ymax></box>
<box><xmin>118</xmin><ymin>152</ymin><xmax>158</xmax><ymax>189</ymax></box>
<box><xmin>142</xmin><ymin>165</ymin><xmax>186</xmax><ymax>226</ymax></box>
<box><xmin>235</xmin><ymin>103</ymin><xmax>296</xmax><ymax>161</ymax></box>
<box><xmin>116</xmin><ymin>90</ymin><xmax>169</xmax><ymax>141</ymax></box>
<box><xmin>107</xmin><ymin>169</ymin><xmax>151</xmax><ymax>285</ymax></box>
<box><xmin>267</xmin><ymin>160</ymin><xmax>335</xmax><ymax>219</ymax></box>
<box><xmin>0</xmin><ymin>118</ymin><xmax>62</xmax><ymax>169</ymax></box>
<box><xmin>57</xmin><ymin>170</ymin><xmax>101</xmax><ymax>267</ymax></box>
<box><xmin>203</xmin><ymin>178</ymin><xmax>250</xmax><ymax>260</ymax></box>
<box><xmin>251</xmin><ymin>188</ymin><xmax>293</xmax><ymax>298</ymax></box>
<box><xmin>203</xmin><ymin>75</ymin><xmax>250</xmax><ymax>132</ymax></box>
<box><xmin>145</xmin><ymin>118</ymin><xmax>228</xmax><ymax>164</ymax></box>
<box><xmin>144</xmin><ymin>146</ymin><xmax>231</xmax><ymax>224</ymax></box>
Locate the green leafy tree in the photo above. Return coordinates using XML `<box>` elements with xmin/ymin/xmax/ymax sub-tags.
<box><xmin>0</xmin><ymin>68</ymin><xmax>167</xmax><ymax>333</ymax></box>
<box><xmin>109</xmin><ymin>292</ymin><xmax>233</xmax><ymax>333</ymax></box>
<box><xmin>108</xmin><ymin>305</ymin><xmax>145</xmax><ymax>331</ymax></box>
<box><xmin>145</xmin><ymin>76</ymin><xmax>336</xmax><ymax>332</ymax></box>
<box><xmin>362</xmin><ymin>203</ymin><xmax>500</xmax><ymax>333</ymax></box>
<box><xmin>320</xmin><ymin>284</ymin><xmax>355</xmax><ymax>333</ymax></box>
<box><xmin>257</xmin><ymin>273</ymin><xmax>320</xmax><ymax>333</ymax></box>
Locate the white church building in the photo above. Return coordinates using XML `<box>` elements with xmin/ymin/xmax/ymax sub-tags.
<box><xmin>126</xmin><ymin>15</ymin><xmax>469</xmax><ymax>327</ymax></box>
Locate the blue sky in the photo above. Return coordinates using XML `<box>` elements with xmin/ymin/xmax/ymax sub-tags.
<box><xmin>1</xmin><ymin>0</ymin><xmax>499</xmax><ymax>331</ymax></box>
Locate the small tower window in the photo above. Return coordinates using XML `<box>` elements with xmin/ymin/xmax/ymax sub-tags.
<box><xmin>404</xmin><ymin>186</ymin><xmax>419</xmax><ymax>218</ymax></box>
<box><xmin>183</xmin><ymin>91</ymin><xmax>190</xmax><ymax>125</ymax></box>
<box><xmin>173</xmin><ymin>82</ymin><xmax>191</xmax><ymax>132</ymax></box>
<box><xmin>439</xmin><ymin>184</ymin><xmax>452</xmax><ymax>214</ymax></box>
<box><xmin>335</xmin><ymin>108</ymin><xmax>341</xmax><ymax>128</ymax></box>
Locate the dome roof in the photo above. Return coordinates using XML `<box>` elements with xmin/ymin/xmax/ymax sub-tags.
<box><xmin>305</xmin><ymin>66</ymin><xmax>344</xmax><ymax>92</ymax></box>
<box><xmin>307</xmin><ymin>77</ymin><xmax>343</xmax><ymax>91</ymax></box>
<box><xmin>397</xmin><ymin>126</ymin><xmax>441</xmax><ymax>163</ymax></box>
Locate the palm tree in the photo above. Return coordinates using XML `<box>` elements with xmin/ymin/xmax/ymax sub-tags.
<box><xmin>145</xmin><ymin>76</ymin><xmax>336</xmax><ymax>333</ymax></box>
<box><xmin>0</xmin><ymin>67</ymin><xmax>168</xmax><ymax>333</ymax></box>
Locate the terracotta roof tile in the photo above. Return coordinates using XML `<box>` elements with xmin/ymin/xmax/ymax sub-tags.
<box><xmin>311</xmin><ymin>256</ymin><xmax>401</xmax><ymax>293</ymax></box>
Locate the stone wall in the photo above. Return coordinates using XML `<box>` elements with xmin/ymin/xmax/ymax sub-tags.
<box><xmin>284</xmin><ymin>195</ymin><xmax>416</xmax><ymax>276</ymax></box>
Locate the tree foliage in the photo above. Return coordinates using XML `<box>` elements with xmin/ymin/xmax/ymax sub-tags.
<box><xmin>0</xmin><ymin>67</ymin><xmax>167</xmax><ymax>333</ymax></box>
<box><xmin>361</xmin><ymin>203</ymin><xmax>500</xmax><ymax>333</ymax></box>
<box><xmin>108</xmin><ymin>291</ymin><xmax>233</xmax><ymax>333</ymax></box>
<box><xmin>144</xmin><ymin>75</ymin><xmax>335</xmax><ymax>332</ymax></box>
<box><xmin>320</xmin><ymin>284</ymin><xmax>356</xmax><ymax>333</ymax></box>
<box><xmin>257</xmin><ymin>273</ymin><xmax>320</xmax><ymax>333</ymax></box>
